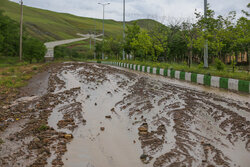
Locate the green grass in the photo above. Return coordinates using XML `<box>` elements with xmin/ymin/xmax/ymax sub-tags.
<box><xmin>113</xmin><ymin>60</ymin><xmax>250</xmax><ymax>81</ymax></box>
<box><xmin>0</xmin><ymin>56</ymin><xmax>22</xmax><ymax>68</ymax></box>
<box><xmin>0</xmin><ymin>56</ymin><xmax>47</xmax><ymax>94</ymax></box>
<box><xmin>37</xmin><ymin>124</ymin><xmax>49</xmax><ymax>131</ymax></box>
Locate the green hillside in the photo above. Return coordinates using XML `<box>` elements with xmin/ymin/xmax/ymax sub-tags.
<box><xmin>130</xmin><ymin>19</ymin><xmax>165</xmax><ymax>30</ymax></box>
<box><xmin>0</xmin><ymin>0</ymin><xmax>164</xmax><ymax>43</ymax></box>
<box><xmin>0</xmin><ymin>0</ymin><xmax>124</xmax><ymax>42</ymax></box>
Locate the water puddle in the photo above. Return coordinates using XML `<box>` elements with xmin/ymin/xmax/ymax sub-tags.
<box><xmin>47</xmin><ymin>66</ymin><xmax>148</xmax><ymax>167</ymax></box>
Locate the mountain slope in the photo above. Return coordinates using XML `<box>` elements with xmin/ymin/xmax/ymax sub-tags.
<box><xmin>0</xmin><ymin>0</ymin><xmax>124</xmax><ymax>42</ymax></box>
<box><xmin>0</xmin><ymin>0</ymin><xmax>165</xmax><ymax>42</ymax></box>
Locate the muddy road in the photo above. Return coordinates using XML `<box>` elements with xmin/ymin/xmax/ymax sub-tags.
<box><xmin>0</xmin><ymin>62</ymin><xmax>250</xmax><ymax>167</ymax></box>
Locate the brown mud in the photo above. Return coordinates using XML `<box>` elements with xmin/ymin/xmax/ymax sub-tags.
<box><xmin>0</xmin><ymin>62</ymin><xmax>249</xmax><ymax>167</ymax></box>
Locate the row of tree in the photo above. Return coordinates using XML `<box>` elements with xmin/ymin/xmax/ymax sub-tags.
<box><xmin>0</xmin><ymin>10</ymin><xmax>46</xmax><ymax>63</ymax></box>
<box><xmin>96</xmin><ymin>4</ymin><xmax>250</xmax><ymax>67</ymax></box>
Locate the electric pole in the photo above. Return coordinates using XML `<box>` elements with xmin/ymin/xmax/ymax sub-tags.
<box><xmin>94</xmin><ymin>22</ymin><xmax>96</xmax><ymax>59</ymax></box>
<box><xmin>89</xmin><ymin>33</ymin><xmax>92</xmax><ymax>50</ymax></box>
<box><xmin>98</xmin><ymin>2</ymin><xmax>110</xmax><ymax>60</ymax></box>
<box><xmin>122</xmin><ymin>0</ymin><xmax>125</xmax><ymax>60</ymax></box>
<box><xmin>19</xmin><ymin>0</ymin><xmax>23</xmax><ymax>61</ymax></box>
<box><xmin>204</xmin><ymin>0</ymin><xmax>208</xmax><ymax>68</ymax></box>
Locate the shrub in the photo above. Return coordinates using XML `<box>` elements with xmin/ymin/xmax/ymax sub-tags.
<box><xmin>32</xmin><ymin>66</ymin><xmax>38</xmax><ymax>71</ymax></box>
<box><xmin>23</xmin><ymin>38</ymin><xmax>46</xmax><ymax>64</ymax></box>
<box><xmin>0</xmin><ymin>10</ymin><xmax>19</xmax><ymax>57</ymax></box>
<box><xmin>1</xmin><ymin>71</ymin><xmax>8</xmax><ymax>75</ymax></box>
<box><xmin>198</xmin><ymin>62</ymin><xmax>204</xmax><ymax>69</ymax></box>
<box><xmin>8</xmin><ymin>67</ymin><xmax>15</xmax><ymax>73</ymax></box>
<box><xmin>84</xmin><ymin>50</ymin><xmax>94</xmax><ymax>60</ymax></box>
<box><xmin>215</xmin><ymin>58</ymin><xmax>225</xmax><ymax>71</ymax></box>
<box><xmin>230</xmin><ymin>57</ymin><xmax>237</xmax><ymax>72</ymax></box>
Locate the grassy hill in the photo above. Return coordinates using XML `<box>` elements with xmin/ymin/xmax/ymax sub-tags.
<box><xmin>130</xmin><ymin>19</ymin><xmax>166</xmax><ymax>30</ymax></box>
<box><xmin>0</xmin><ymin>0</ymin><xmax>164</xmax><ymax>43</ymax></box>
<box><xmin>0</xmin><ymin>0</ymin><xmax>125</xmax><ymax>42</ymax></box>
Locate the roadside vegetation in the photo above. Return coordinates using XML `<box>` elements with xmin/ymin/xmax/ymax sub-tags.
<box><xmin>0</xmin><ymin>59</ymin><xmax>47</xmax><ymax>105</ymax></box>
<box><xmin>96</xmin><ymin>4</ymin><xmax>250</xmax><ymax>81</ymax></box>
<box><xmin>0</xmin><ymin>9</ymin><xmax>48</xmax><ymax>103</ymax></box>
<box><xmin>116</xmin><ymin>60</ymin><xmax>250</xmax><ymax>81</ymax></box>
<box><xmin>54</xmin><ymin>40</ymin><xmax>95</xmax><ymax>61</ymax></box>
<box><xmin>0</xmin><ymin>10</ymin><xmax>46</xmax><ymax>64</ymax></box>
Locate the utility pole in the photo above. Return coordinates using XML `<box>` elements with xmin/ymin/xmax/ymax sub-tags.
<box><xmin>204</xmin><ymin>0</ymin><xmax>208</xmax><ymax>68</ymax></box>
<box><xmin>122</xmin><ymin>0</ymin><xmax>125</xmax><ymax>60</ymax></box>
<box><xmin>94</xmin><ymin>22</ymin><xmax>96</xmax><ymax>59</ymax></box>
<box><xmin>89</xmin><ymin>33</ymin><xmax>92</xmax><ymax>50</ymax></box>
<box><xmin>19</xmin><ymin>0</ymin><xmax>23</xmax><ymax>61</ymax></box>
<box><xmin>98</xmin><ymin>2</ymin><xmax>110</xmax><ymax>60</ymax></box>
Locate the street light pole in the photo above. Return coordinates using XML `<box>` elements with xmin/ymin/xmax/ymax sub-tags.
<box><xmin>19</xmin><ymin>0</ymin><xmax>23</xmax><ymax>61</ymax></box>
<box><xmin>122</xmin><ymin>0</ymin><xmax>125</xmax><ymax>60</ymax></box>
<box><xmin>94</xmin><ymin>22</ymin><xmax>97</xmax><ymax>59</ymax></box>
<box><xmin>204</xmin><ymin>0</ymin><xmax>208</xmax><ymax>68</ymax></box>
<box><xmin>98</xmin><ymin>2</ymin><xmax>110</xmax><ymax>60</ymax></box>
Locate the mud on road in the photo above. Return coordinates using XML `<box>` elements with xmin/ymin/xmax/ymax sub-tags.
<box><xmin>0</xmin><ymin>62</ymin><xmax>249</xmax><ymax>167</ymax></box>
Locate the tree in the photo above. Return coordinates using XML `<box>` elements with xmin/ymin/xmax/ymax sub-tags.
<box><xmin>236</xmin><ymin>16</ymin><xmax>250</xmax><ymax>68</ymax></box>
<box><xmin>181</xmin><ymin>22</ymin><xmax>199</xmax><ymax>66</ymax></box>
<box><xmin>124</xmin><ymin>22</ymin><xmax>141</xmax><ymax>58</ymax></box>
<box><xmin>148</xmin><ymin>23</ymin><xmax>168</xmax><ymax>61</ymax></box>
<box><xmin>95</xmin><ymin>42</ymin><xmax>103</xmax><ymax>59</ymax></box>
<box><xmin>131</xmin><ymin>30</ymin><xmax>153</xmax><ymax>61</ymax></box>
<box><xmin>109</xmin><ymin>37</ymin><xmax>122</xmax><ymax>60</ymax></box>
<box><xmin>23</xmin><ymin>38</ymin><xmax>46</xmax><ymax>63</ymax></box>
<box><xmin>0</xmin><ymin>10</ymin><xmax>19</xmax><ymax>57</ymax></box>
<box><xmin>241</xmin><ymin>3</ymin><xmax>250</xmax><ymax>16</ymax></box>
<box><xmin>167</xmin><ymin>25</ymin><xmax>188</xmax><ymax>62</ymax></box>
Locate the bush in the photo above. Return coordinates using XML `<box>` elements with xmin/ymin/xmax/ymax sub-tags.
<box><xmin>23</xmin><ymin>38</ymin><xmax>46</xmax><ymax>63</ymax></box>
<box><xmin>32</xmin><ymin>66</ymin><xmax>38</xmax><ymax>71</ymax></box>
<box><xmin>54</xmin><ymin>46</ymin><xmax>72</xmax><ymax>59</ymax></box>
<box><xmin>8</xmin><ymin>67</ymin><xmax>15</xmax><ymax>73</ymax></box>
<box><xmin>84</xmin><ymin>50</ymin><xmax>94</xmax><ymax>60</ymax></box>
<box><xmin>214</xmin><ymin>58</ymin><xmax>225</xmax><ymax>71</ymax></box>
<box><xmin>198</xmin><ymin>62</ymin><xmax>204</xmax><ymax>69</ymax></box>
<box><xmin>0</xmin><ymin>10</ymin><xmax>19</xmax><ymax>57</ymax></box>
<box><xmin>1</xmin><ymin>71</ymin><xmax>8</xmax><ymax>75</ymax></box>
<box><xmin>230</xmin><ymin>57</ymin><xmax>237</xmax><ymax>72</ymax></box>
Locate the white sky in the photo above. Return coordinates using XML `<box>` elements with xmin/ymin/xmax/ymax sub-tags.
<box><xmin>10</xmin><ymin>0</ymin><xmax>249</xmax><ymax>23</ymax></box>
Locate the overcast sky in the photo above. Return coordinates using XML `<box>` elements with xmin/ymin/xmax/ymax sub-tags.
<box><xmin>11</xmin><ymin>0</ymin><xmax>249</xmax><ymax>23</ymax></box>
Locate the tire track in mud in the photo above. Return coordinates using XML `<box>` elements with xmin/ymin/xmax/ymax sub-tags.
<box><xmin>0</xmin><ymin>62</ymin><xmax>249</xmax><ymax>167</ymax></box>
<box><xmin>116</xmin><ymin>75</ymin><xmax>250</xmax><ymax>167</ymax></box>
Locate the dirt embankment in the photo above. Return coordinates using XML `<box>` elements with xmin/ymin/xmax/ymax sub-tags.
<box><xmin>0</xmin><ymin>62</ymin><xmax>249</xmax><ymax>167</ymax></box>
